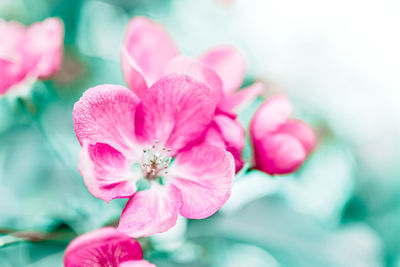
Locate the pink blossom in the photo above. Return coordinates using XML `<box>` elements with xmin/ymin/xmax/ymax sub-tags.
<box><xmin>73</xmin><ymin>74</ymin><xmax>235</xmax><ymax>237</ymax></box>
<box><xmin>250</xmin><ymin>95</ymin><xmax>316</xmax><ymax>175</ymax></box>
<box><xmin>0</xmin><ymin>17</ymin><xmax>64</xmax><ymax>96</ymax></box>
<box><xmin>64</xmin><ymin>227</ymin><xmax>155</xmax><ymax>267</ymax></box>
<box><xmin>120</xmin><ymin>17</ymin><xmax>262</xmax><ymax>172</ymax></box>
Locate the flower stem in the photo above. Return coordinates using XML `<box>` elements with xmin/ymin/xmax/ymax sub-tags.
<box><xmin>0</xmin><ymin>228</ymin><xmax>77</xmax><ymax>248</ymax></box>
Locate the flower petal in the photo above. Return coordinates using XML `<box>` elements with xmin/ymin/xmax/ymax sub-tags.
<box><xmin>119</xmin><ymin>260</ymin><xmax>156</xmax><ymax>267</ymax></box>
<box><xmin>0</xmin><ymin>20</ymin><xmax>32</xmax><ymax>95</ymax></box>
<box><xmin>204</xmin><ymin>114</ymin><xmax>245</xmax><ymax>172</ymax></box>
<box><xmin>64</xmin><ymin>227</ymin><xmax>143</xmax><ymax>267</ymax></box>
<box><xmin>79</xmin><ymin>142</ymin><xmax>138</xmax><ymax>203</ymax></box>
<box><xmin>135</xmin><ymin>74</ymin><xmax>217</xmax><ymax>152</ymax></box>
<box><xmin>0</xmin><ymin>58</ymin><xmax>29</xmax><ymax>95</ymax></box>
<box><xmin>20</xmin><ymin>18</ymin><xmax>64</xmax><ymax>79</ymax></box>
<box><xmin>122</xmin><ymin>16</ymin><xmax>179</xmax><ymax>86</ymax></box>
<box><xmin>73</xmin><ymin>84</ymin><xmax>140</xmax><ymax>158</ymax></box>
<box><xmin>199</xmin><ymin>45</ymin><xmax>246</xmax><ymax>95</ymax></box>
<box><xmin>169</xmin><ymin>145</ymin><xmax>235</xmax><ymax>219</ymax></box>
<box><xmin>202</xmin><ymin>125</ymin><xmax>225</xmax><ymax>149</ymax></box>
<box><xmin>253</xmin><ymin>133</ymin><xmax>307</xmax><ymax>175</ymax></box>
<box><xmin>0</xmin><ymin>19</ymin><xmax>25</xmax><ymax>58</ymax></box>
<box><xmin>215</xmin><ymin>115</ymin><xmax>245</xmax><ymax>172</ymax></box>
<box><xmin>227</xmin><ymin>147</ymin><xmax>244</xmax><ymax>173</ymax></box>
<box><xmin>213</xmin><ymin>114</ymin><xmax>245</xmax><ymax>154</ymax></box>
<box><xmin>250</xmin><ymin>95</ymin><xmax>292</xmax><ymax>140</ymax></box>
<box><xmin>219</xmin><ymin>82</ymin><xmax>263</xmax><ymax>111</ymax></box>
<box><xmin>163</xmin><ymin>56</ymin><xmax>224</xmax><ymax>103</ymax></box>
<box><xmin>118</xmin><ymin>184</ymin><xmax>182</xmax><ymax>237</ymax></box>
<box><xmin>279</xmin><ymin>119</ymin><xmax>316</xmax><ymax>154</ymax></box>
<box><xmin>121</xmin><ymin>47</ymin><xmax>148</xmax><ymax>98</ymax></box>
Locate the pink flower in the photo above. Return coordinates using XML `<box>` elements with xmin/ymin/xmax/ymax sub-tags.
<box><xmin>0</xmin><ymin>17</ymin><xmax>64</xmax><ymax>96</ymax></box>
<box><xmin>120</xmin><ymin>17</ymin><xmax>262</xmax><ymax>172</ymax></box>
<box><xmin>250</xmin><ymin>95</ymin><xmax>316</xmax><ymax>175</ymax></box>
<box><xmin>73</xmin><ymin>74</ymin><xmax>235</xmax><ymax>237</ymax></box>
<box><xmin>64</xmin><ymin>227</ymin><xmax>155</xmax><ymax>267</ymax></box>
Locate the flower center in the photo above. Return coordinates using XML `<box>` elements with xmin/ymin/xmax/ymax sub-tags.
<box><xmin>141</xmin><ymin>140</ymin><xmax>172</xmax><ymax>180</ymax></box>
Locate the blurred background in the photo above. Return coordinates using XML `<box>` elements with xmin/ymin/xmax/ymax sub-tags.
<box><xmin>1</xmin><ymin>0</ymin><xmax>400</xmax><ymax>266</ymax></box>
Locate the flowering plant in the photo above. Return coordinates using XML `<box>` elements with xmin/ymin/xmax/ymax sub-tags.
<box><xmin>64</xmin><ymin>227</ymin><xmax>155</xmax><ymax>267</ymax></box>
<box><xmin>0</xmin><ymin>12</ymin><xmax>317</xmax><ymax>267</ymax></box>
<box><xmin>74</xmin><ymin>75</ymin><xmax>235</xmax><ymax>237</ymax></box>
<box><xmin>72</xmin><ymin>17</ymin><xmax>316</xmax><ymax>242</ymax></box>
<box><xmin>0</xmin><ymin>18</ymin><xmax>63</xmax><ymax>96</ymax></box>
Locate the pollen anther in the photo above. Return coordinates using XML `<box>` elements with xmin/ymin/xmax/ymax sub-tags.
<box><xmin>141</xmin><ymin>140</ymin><xmax>172</xmax><ymax>179</ymax></box>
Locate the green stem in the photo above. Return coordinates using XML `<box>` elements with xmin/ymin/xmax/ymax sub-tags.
<box><xmin>0</xmin><ymin>229</ymin><xmax>77</xmax><ymax>248</ymax></box>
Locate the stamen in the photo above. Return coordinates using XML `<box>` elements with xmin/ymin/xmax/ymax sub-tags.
<box><xmin>141</xmin><ymin>140</ymin><xmax>172</xmax><ymax>180</ymax></box>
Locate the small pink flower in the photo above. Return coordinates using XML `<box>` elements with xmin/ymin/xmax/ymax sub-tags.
<box><xmin>250</xmin><ymin>95</ymin><xmax>316</xmax><ymax>175</ymax></box>
<box><xmin>0</xmin><ymin>17</ymin><xmax>64</xmax><ymax>96</ymax></box>
<box><xmin>120</xmin><ymin>17</ymin><xmax>262</xmax><ymax>172</ymax></box>
<box><xmin>64</xmin><ymin>227</ymin><xmax>155</xmax><ymax>267</ymax></box>
<box><xmin>73</xmin><ymin>74</ymin><xmax>235</xmax><ymax>237</ymax></box>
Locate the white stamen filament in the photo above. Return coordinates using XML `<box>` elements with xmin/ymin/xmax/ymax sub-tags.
<box><xmin>141</xmin><ymin>140</ymin><xmax>172</xmax><ymax>179</ymax></box>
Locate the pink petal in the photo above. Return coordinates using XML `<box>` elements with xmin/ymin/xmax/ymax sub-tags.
<box><xmin>135</xmin><ymin>74</ymin><xmax>217</xmax><ymax>152</ymax></box>
<box><xmin>213</xmin><ymin>114</ymin><xmax>245</xmax><ymax>154</ymax></box>
<box><xmin>227</xmin><ymin>147</ymin><xmax>244</xmax><ymax>173</ymax></box>
<box><xmin>120</xmin><ymin>47</ymin><xmax>148</xmax><ymax>98</ymax></box>
<box><xmin>202</xmin><ymin>124</ymin><xmax>226</xmax><ymax>148</ymax></box>
<box><xmin>122</xmin><ymin>16</ymin><xmax>179</xmax><ymax>87</ymax></box>
<box><xmin>0</xmin><ymin>20</ymin><xmax>31</xmax><ymax>95</ymax></box>
<box><xmin>78</xmin><ymin>142</ymin><xmax>137</xmax><ymax>203</ymax></box>
<box><xmin>20</xmin><ymin>18</ymin><xmax>64</xmax><ymax>79</ymax></box>
<box><xmin>162</xmin><ymin>56</ymin><xmax>224</xmax><ymax>103</ymax></box>
<box><xmin>253</xmin><ymin>133</ymin><xmax>307</xmax><ymax>175</ymax></box>
<box><xmin>218</xmin><ymin>116</ymin><xmax>245</xmax><ymax>172</ymax></box>
<box><xmin>0</xmin><ymin>58</ymin><xmax>29</xmax><ymax>95</ymax></box>
<box><xmin>203</xmin><ymin>114</ymin><xmax>245</xmax><ymax>173</ymax></box>
<box><xmin>169</xmin><ymin>145</ymin><xmax>235</xmax><ymax>219</ymax></box>
<box><xmin>64</xmin><ymin>227</ymin><xmax>143</xmax><ymax>267</ymax></box>
<box><xmin>199</xmin><ymin>45</ymin><xmax>246</xmax><ymax>95</ymax></box>
<box><xmin>0</xmin><ymin>19</ymin><xmax>25</xmax><ymax>58</ymax></box>
<box><xmin>73</xmin><ymin>84</ymin><xmax>140</xmax><ymax>158</ymax></box>
<box><xmin>250</xmin><ymin>95</ymin><xmax>292</xmax><ymax>140</ymax></box>
<box><xmin>278</xmin><ymin>119</ymin><xmax>316</xmax><ymax>154</ymax></box>
<box><xmin>219</xmin><ymin>82</ymin><xmax>263</xmax><ymax>111</ymax></box>
<box><xmin>119</xmin><ymin>260</ymin><xmax>156</xmax><ymax>267</ymax></box>
<box><xmin>117</xmin><ymin>184</ymin><xmax>182</xmax><ymax>237</ymax></box>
